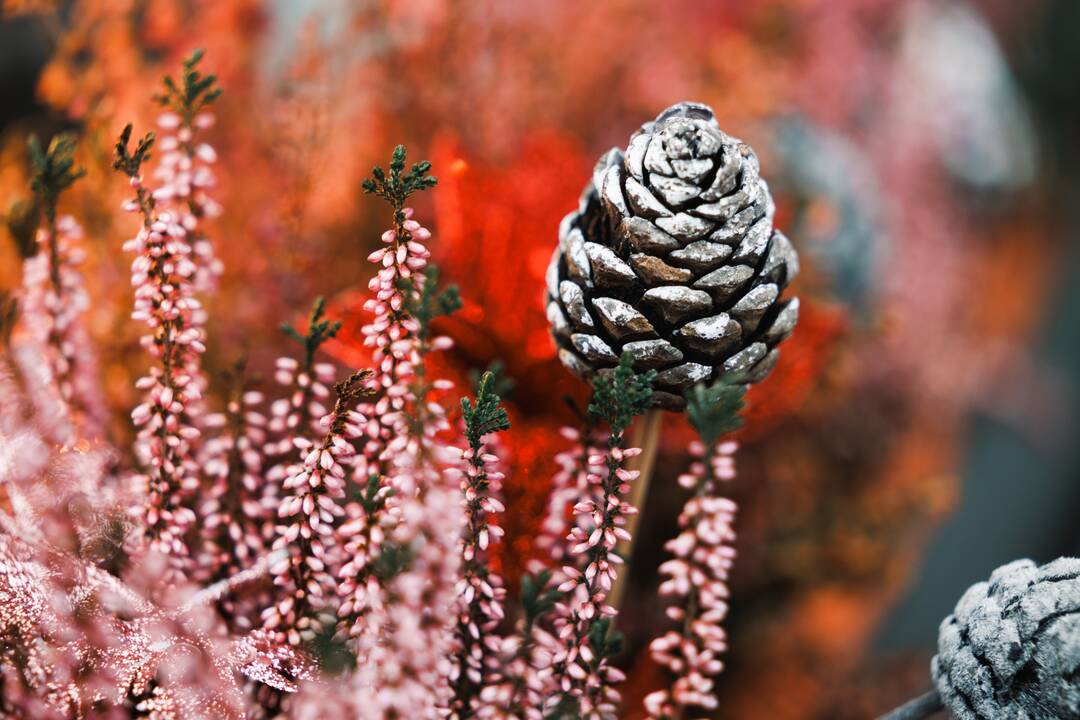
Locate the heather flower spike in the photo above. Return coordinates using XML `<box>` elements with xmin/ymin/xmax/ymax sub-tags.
<box><xmin>644</xmin><ymin>379</ymin><xmax>745</xmax><ymax>719</ymax></box>
<box><xmin>115</xmin><ymin>109</ymin><xmax>211</xmax><ymax>570</ymax></box>
<box><xmin>20</xmin><ymin>131</ymin><xmax>105</xmax><ymax>434</ymax></box>
<box><xmin>452</xmin><ymin>371</ymin><xmax>511</xmax><ymax>713</ymax></box>
<box><xmin>549</xmin><ymin>351</ymin><xmax>654</xmax><ymax>717</ymax></box>
<box><xmin>264</xmin><ymin>369</ymin><xmax>373</xmax><ymax>647</ymax></box>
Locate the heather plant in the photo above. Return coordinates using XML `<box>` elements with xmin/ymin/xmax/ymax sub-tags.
<box><xmin>1</xmin><ymin>50</ymin><xmax>798</xmax><ymax>720</ymax></box>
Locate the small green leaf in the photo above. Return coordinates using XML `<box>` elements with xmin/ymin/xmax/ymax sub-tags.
<box><xmin>362</xmin><ymin>144</ymin><xmax>438</xmax><ymax>212</ymax></box>
<box><xmin>588</xmin><ymin>352</ymin><xmax>655</xmax><ymax>435</ymax></box>
<box><xmin>401</xmin><ymin>265</ymin><xmax>461</xmax><ymax>340</ymax></box>
<box><xmin>460</xmin><ymin>371</ymin><xmax>511</xmax><ymax>449</ymax></box>
<box><xmin>684</xmin><ymin>377</ymin><xmax>746</xmax><ymax>446</ymax></box>
<box><xmin>113</xmin><ymin>124</ymin><xmax>156</xmax><ymax>179</ymax></box>
<box><xmin>282</xmin><ymin>296</ymin><xmax>343</xmax><ymax>372</ymax></box>
<box><xmin>468</xmin><ymin>360</ymin><xmax>514</xmax><ymax>400</ymax></box>
<box><xmin>154</xmin><ymin>48</ymin><xmax>222</xmax><ymax>121</ymax></box>
<box><xmin>28</xmin><ymin>132</ymin><xmax>85</xmax><ymax>223</ymax></box>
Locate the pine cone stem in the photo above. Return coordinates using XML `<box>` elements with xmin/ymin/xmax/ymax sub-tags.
<box><xmin>877</xmin><ymin>689</ymin><xmax>944</xmax><ymax>720</ymax></box>
<box><xmin>610</xmin><ymin>408</ymin><xmax>664</xmax><ymax>612</ymax></box>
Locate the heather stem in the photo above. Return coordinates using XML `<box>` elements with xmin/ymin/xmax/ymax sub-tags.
<box><xmin>877</xmin><ymin>689</ymin><xmax>945</xmax><ymax>720</ymax></box>
<box><xmin>610</xmin><ymin>408</ymin><xmax>663</xmax><ymax>612</ymax></box>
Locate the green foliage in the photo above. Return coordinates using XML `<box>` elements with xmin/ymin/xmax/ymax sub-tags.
<box><xmin>400</xmin><ymin>265</ymin><xmax>461</xmax><ymax>340</ymax></box>
<box><xmin>113</xmin><ymin>124</ymin><xmax>156</xmax><ymax>179</ymax></box>
<box><xmin>469</xmin><ymin>359</ymin><xmax>514</xmax><ymax>399</ymax></box>
<box><xmin>28</xmin><ymin>133</ymin><xmax>84</xmax><ymax>223</ymax></box>
<box><xmin>281</xmin><ymin>297</ymin><xmax>342</xmax><ymax>372</ymax></box>
<box><xmin>358</xmin><ymin>474</ymin><xmax>393</xmax><ymax>517</ymax></box>
<box><xmin>587</xmin><ymin>617</ymin><xmax>624</xmax><ymax>663</ymax></box>
<box><xmin>684</xmin><ymin>378</ymin><xmax>746</xmax><ymax>446</ymax></box>
<box><xmin>0</xmin><ymin>293</ymin><xmax>18</xmax><ymax>346</ymax></box>
<box><xmin>520</xmin><ymin>570</ymin><xmax>561</xmax><ymax>626</ymax></box>
<box><xmin>461</xmin><ymin>371</ymin><xmax>511</xmax><ymax>449</ymax></box>
<box><xmin>154</xmin><ymin>48</ymin><xmax>222</xmax><ymax>122</ymax></box>
<box><xmin>362</xmin><ymin>144</ymin><xmax>438</xmax><ymax>217</ymax></box>
<box><xmin>371</xmin><ymin>542</ymin><xmax>414</xmax><ymax>583</ymax></box>
<box><xmin>588</xmin><ymin>352</ymin><xmax>656</xmax><ymax>436</ymax></box>
<box><xmin>5</xmin><ymin>198</ymin><xmax>41</xmax><ymax>259</ymax></box>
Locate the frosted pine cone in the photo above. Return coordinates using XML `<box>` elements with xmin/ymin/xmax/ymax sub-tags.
<box><xmin>546</xmin><ymin>102</ymin><xmax>799</xmax><ymax>409</ymax></box>
<box><xmin>931</xmin><ymin>557</ymin><xmax>1080</xmax><ymax>720</ymax></box>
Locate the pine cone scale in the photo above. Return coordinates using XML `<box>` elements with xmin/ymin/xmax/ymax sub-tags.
<box><xmin>547</xmin><ymin>102</ymin><xmax>799</xmax><ymax>409</ymax></box>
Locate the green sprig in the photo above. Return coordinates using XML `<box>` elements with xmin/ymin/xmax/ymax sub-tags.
<box><xmin>400</xmin><ymin>265</ymin><xmax>461</xmax><ymax>340</ymax></box>
<box><xmin>684</xmin><ymin>378</ymin><xmax>746</xmax><ymax>447</ymax></box>
<box><xmin>520</xmin><ymin>569</ymin><xmax>561</xmax><ymax>626</ymax></box>
<box><xmin>362</xmin><ymin>144</ymin><xmax>437</xmax><ymax>219</ymax></box>
<box><xmin>154</xmin><ymin>48</ymin><xmax>222</xmax><ymax>122</ymax></box>
<box><xmin>358</xmin><ymin>474</ymin><xmax>393</xmax><ymax>517</ymax></box>
<box><xmin>112</xmin><ymin>124</ymin><xmax>156</xmax><ymax>179</ymax></box>
<box><xmin>28</xmin><ymin>133</ymin><xmax>84</xmax><ymax>224</ymax></box>
<box><xmin>469</xmin><ymin>359</ymin><xmax>514</xmax><ymax>399</ymax></box>
<box><xmin>281</xmin><ymin>297</ymin><xmax>342</xmax><ymax>372</ymax></box>
<box><xmin>461</xmin><ymin>370</ymin><xmax>511</xmax><ymax>449</ymax></box>
<box><xmin>588</xmin><ymin>352</ymin><xmax>656</xmax><ymax>436</ymax></box>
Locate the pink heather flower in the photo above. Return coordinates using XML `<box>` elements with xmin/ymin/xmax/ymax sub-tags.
<box><xmin>122</xmin><ymin>196</ymin><xmax>207</xmax><ymax>571</ymax></box>
<box><xmin>196</xmin><ymin>385</ymin><xmax>270</xmax><ymax>626</ymax></box>
<box><xmin>338</xmin><ymin>210</ymin><xmax>430</xmax><ymax>640</ymax></box>
<box><xmin>644</xmin><ymin>440</ymin><xmax>738</xmax><ymax>720</ymax></box>
<box><xmin>339</xmin><ymin>209</ymin><xmax>467</xmax><ymax>716</ymax></box>
<box><xmin>538</xmin><ymin>425</ymin><xmax>606</xmax><ymax>571</ymax></box>
<box><xmin>19</xmin><ymin>215</ymin><xmax>106</xmax><ymax>439</ymax></box>
<box><xmin>449</xmin><ymin>441</ymin><xmax>508</xmax><ymax>714</ymax></box>
<box><xmin>153</xmin><ymin>110</ymin><xmax>223</xmax><ymax>293</ymax></box>
<box><xmin>265</xmin><ymin>358</ymin><xmax>337</xmax><ymax>540</ymax></box>
<box><xmin>262</xmin><ymin>376</ymin><xmax>366</xmax><ymax>647</ymax></box>
<box><xmin>548</xmin><ymin>439</ymin><xmax>643</xmax><ymax>718</ymax></box>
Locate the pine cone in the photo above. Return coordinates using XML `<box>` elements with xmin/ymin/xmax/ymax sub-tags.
<box><xmin>931</xmin><ymin>558</ymin><xmax>1080</xmax><ymax>720</ymax></box>
<box><xmin>545</xmin><ymin>102</ymin><xmax>799</xmax><ymax>409</ymax></box>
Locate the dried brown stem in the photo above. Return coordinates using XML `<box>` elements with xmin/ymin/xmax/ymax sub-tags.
<box><xmin>609</xmin><ymin>408</ymin><xmax>663</xmax><ymax>612</ymax></box>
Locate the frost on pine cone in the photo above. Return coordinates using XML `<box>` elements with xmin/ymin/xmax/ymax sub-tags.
<box><xmin>546</xmin><ymin>102</ymin><xmax>799</xmax><ymax>409</ymax></box>
<box><xmin>931</xmin><ymin>557</ymin><xmax>1080</xmax><ymax>720</ymax></box>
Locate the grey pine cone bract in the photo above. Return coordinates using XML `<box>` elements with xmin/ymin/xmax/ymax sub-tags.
<box><xmin>546</xmin><ymin>102</ymin><xmax>799</xmax><ymax>409</ymax></box>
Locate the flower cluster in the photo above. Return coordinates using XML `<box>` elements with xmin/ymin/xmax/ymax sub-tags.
<box><xmin>547</xmin><ymin>353</ymin><xmax>655</xmax><ymax>718</ymax></box>
<box><xmin>263</xmin><ymin>371</ymin><xmax>371</xmax><ymax>647</ymax></box>
<box><xmin>17</xmin><ymin>134</ymin><xmax>104</xmax><ymax>441</ymax></box>
<box><xmin>116</xmin><ymin>123</ymin><xmax>207</xmax><ymax>569</ymax></box>
<box><xmin>450</xmin><ymin>371</ymin><xmax>511</xmax><ymax>713</ymax></box>
<box><xmin>644</xmin><ymin>380</ymin><xmax>746</xmax><ymax>719</ymax></box>
<box><xmin>336</xmin><ymin>206</ymin><xmax>432</xmax><ymax>645</ymax></box>
<box><xmin>337</xmin><ymin>151</ymin><xmax>457</xmax><ymax>688</ymax></box>
<box><xmin>196</xmin><ymin>362</ymin><xmax>269</xmax><ymax>618</ymax></box>
<box><xmin>152</xmin><ymin>48</ymin><xmax>224</xmax><ymax>293</ymax></box>
<box><xmin>644</xmin><ymin>440</ymin><xmax>738</xmax><ymax>719</ymax></box>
